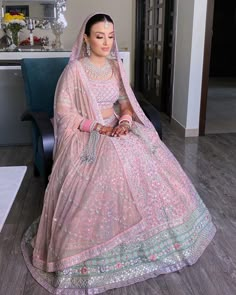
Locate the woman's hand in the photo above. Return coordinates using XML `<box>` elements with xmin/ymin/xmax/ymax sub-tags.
<box><xmin>95</xmin><ymin>124</ymin><xmax>113</xmax><ymax>136</ymax></box>
<box><xmin>111</xmin><ymin>123</ymin><xmax>130</xmax><ymax>137</ymax></box>
<box><xmin>100</xmin><ymin>126</ymin><xmax>114</xmax><ymax>136</ymax></box>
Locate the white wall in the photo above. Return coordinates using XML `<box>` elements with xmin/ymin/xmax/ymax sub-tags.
<box><xmin>172</xmin><ymin>0</ymin><xmax>194</xmax><ymax>130</ymax></box>
<box><xmin>63</xmin><ymin>0</ymin><xmax>134</xmax><ymax>50</ymax></box>
<box><xmin>172</xmin><ymin>0</ymin><xmax>207</xmax><ymax>136</ymax></box>
<box><xmin>186</xmin><ymin>0</ymin><xmax>208</xmax><ymax>130</ymax></box>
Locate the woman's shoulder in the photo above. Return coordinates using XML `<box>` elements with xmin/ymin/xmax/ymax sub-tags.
<box><xmin>62</xmin><ymin>59</ymin><xmax>85</xmax><ymax>77</ymax></box>
<box><xmin>66</xmin><ymin>59</ymin><xmax>81</xmax><ymax>70</ymax></box>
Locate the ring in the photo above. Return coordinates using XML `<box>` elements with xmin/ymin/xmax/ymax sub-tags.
<box><xmin>96</xmin><ymin>124</ymin><xmax>102</xmax><ymax>132</ymax></box>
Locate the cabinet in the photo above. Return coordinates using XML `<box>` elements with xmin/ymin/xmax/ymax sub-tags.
<box><xmin>0</xmin><ymin>65</ymin><xmax>31</xmax><ymax>145</ymax></box>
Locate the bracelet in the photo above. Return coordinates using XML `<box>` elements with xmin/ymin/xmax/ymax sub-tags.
<box><xmin>95</xmin><ymin>123</ymin><xmax>102</xmax><ymax>132</ymax></box>
<box><xmin>79</xmin><ymin>119</ymin><xmax>97</xmax><ymax>133</ymax></box>
<box><xmin>119</xmin><ymin>114</ymin><xmax>132</xmax><ymax>127</ymax></box>
<box><xmin>119</xmin><ymin>119</ymin><xmax>131</xmax><ymax>126</ymax></box>
<box><xmin>119</xmin><ymin>121</ymin><xmax>130</xmax><ymax>130</ymax></box>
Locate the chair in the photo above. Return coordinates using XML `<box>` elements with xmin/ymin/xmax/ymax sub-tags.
<box><xmin>21</xmin><ymin>57</ymin><xmax>162</xmax><ymax>186</ymax></box>
<box><xmin>21</xmin><ymin>57</ymin><xmax>69</xmax><ymax>185</ymax></box>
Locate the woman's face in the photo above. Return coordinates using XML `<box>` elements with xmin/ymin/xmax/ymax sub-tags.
<box><xmin>84</xmin><ymin>21</ymin><xmax>114</xmax><ymax>58</ymax></box>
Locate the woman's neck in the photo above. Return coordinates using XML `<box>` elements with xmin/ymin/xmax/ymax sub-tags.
<box><xmin>88</xmin><ymin>55</ymin><xmax>107</xmax><ymax>67</ymax></box>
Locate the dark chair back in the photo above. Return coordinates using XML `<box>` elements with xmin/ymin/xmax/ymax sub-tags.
<box><xmin>21</xmin><ymin>57</ymin><xmax>69</xmax><ymax>118</ymax></box>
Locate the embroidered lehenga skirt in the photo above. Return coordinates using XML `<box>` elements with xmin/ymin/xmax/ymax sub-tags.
<box><xmin>21</xmin><ymin>116</ymin><xmax>216</xmax><ymax>294</ymax></box>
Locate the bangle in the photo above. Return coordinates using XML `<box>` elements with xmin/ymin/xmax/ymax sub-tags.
<box><xmin>119</xmin><ymin>114</ymin><xmax>132</xmax><ymax>127</ymax></box>
<box><xmin>79</xmin><ymin>119</ymin><xmax>97</xmax><ymax>133</ymax></box>
<box><xmin>119</xmin><ymin>121</ymin><xmax>130</xmax><ymax>130</ymax></box>
<box><xmin>119</xmin><ymin>119</ymin><xmax>130</xmax><ymax>126</ymax></box>
<box><xmin>95</xmin><ymin>123</ymin><xmax>102</xmax><ymax>132</ymax></box>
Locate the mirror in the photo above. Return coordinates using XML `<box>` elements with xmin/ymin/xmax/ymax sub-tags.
<box><xmin>0</xmin><ymin>0</ymin><xmax>67</xmax><ymax>50</ymax></box>
<box><xmin>1</xmin><ymin>0</ymin><xmax>57</xmax><ymax>20</ymax></box>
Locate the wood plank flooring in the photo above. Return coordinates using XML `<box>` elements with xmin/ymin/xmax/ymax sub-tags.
<box><xmin>205</xmin><ymin>78</ymin><xmax>236</xmax><ymax>134</ymax></box>
<box><xmin>0</xmin><ymin>116</ymin><xmax>236</xmax><ymax>295</ymax></box>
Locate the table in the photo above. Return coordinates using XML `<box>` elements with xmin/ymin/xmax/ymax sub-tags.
<box><xmin>0</xmin><ymin>166</ymin><xmax>27</xmax><ymax>232</ymax></box>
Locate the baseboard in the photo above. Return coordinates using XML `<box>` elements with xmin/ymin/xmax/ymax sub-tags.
<box><xmin>171</xmin><ymin>118</ymin><xmax>199</xmax><ymax>137</ymax></box>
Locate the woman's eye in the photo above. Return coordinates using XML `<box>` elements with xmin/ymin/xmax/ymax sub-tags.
<box><xmin>109</xmin><ymin>36</ymin><xmax>114</xmax><ymax>39</ymax></box>
<box><xmin>96</xmin><ymin>36</ymin><xmax>103</xmax><ymax>39</ymax></box>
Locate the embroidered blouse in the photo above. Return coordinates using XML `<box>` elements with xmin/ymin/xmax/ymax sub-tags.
<box><xmin>82</xmin><ymin>58</ymin><xmax>128</xmax><ymax>111</ymax></box>
<box><xmin>89</xmin><ymin>75</ymin><xmax>127</xmax><ymax>110</ymax></box>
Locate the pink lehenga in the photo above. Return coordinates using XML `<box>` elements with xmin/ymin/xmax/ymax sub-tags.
<box><xmin>21</xmin><ymin>14</ymin><xmax>216</xmax><ymax>295</ymax></box>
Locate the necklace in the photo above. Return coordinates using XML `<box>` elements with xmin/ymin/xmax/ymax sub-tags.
<box><xmin>82</xmin><ymin>57</ymin><xmax>112</xmax><ymax>80</ymax></box>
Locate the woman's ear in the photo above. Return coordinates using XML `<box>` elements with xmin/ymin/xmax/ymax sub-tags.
<box><xmin>83</xmin><ymin>34</ymin><xmax>89</xmax><ymax>45</ymax></box>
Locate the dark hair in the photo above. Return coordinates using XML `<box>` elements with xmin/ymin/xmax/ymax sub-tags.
<box><xmin>85</xmin><ymin>14</ymin><xmax>114</xmax><ymax>36</ymax></box>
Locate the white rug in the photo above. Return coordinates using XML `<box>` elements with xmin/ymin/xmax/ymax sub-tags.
<box><xmin>0</xmin><ymin>166</ymin><xmax>27</xmax><ymax>232</ymax></box>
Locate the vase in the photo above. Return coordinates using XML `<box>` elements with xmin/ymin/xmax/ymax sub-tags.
<box><xmin>54</xmin><ymin>31</ymin><xmax>62</xmax><ymax>50</ymax></box>
<box><xmin>10</xmin><ymin>30</ymin><xmax>20</xmax><ymax>47</ymax></box>
<box><xmin>51</xmin><ymin>21</ymin><xmax>64</xmax><ymax>50</ymax></box>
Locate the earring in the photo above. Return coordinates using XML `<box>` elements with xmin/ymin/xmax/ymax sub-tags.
<box><xmin>86</xmin><ymin>44</ymin><xmax>91</xmax><ymax>56</ymax></box>
<box><xmin>110</xmin><ymin>50</ymin><xmax>116</xmax><ymax>58</ymax></box>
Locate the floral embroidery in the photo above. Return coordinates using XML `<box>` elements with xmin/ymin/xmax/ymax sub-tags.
<box><xmin>80</xmin><ymin>266</ymin><xmax>88</xmax><ymax>274</ymax></box>
<box><xmin>149</xmin><ymin>254</ymin><xmax>157</xmax><ymax>261</ymax></box>
<box><xmin>174</xmin><ymin>243</ymin><xmax>181</xmax><ymax>250</ymax></box>
<box><xmin>116</xmin><ymin>263</ymin><xmax>123</xmax><ymax>269</ymax></box>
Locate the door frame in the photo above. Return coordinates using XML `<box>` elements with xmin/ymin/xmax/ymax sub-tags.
<box><xmin>135</xmin><ymin>0</ymin><xmax>175</xmax><ymax>115</ymax></box>
<box><xmin>199</xmin><ymin>0</ymin><xmax>215</xmax><ymax>135</ymax></box>
<box><xmin>134</xmin><ymin>0</ymin><xmax>145</xmax><ymax>91</ymax></box>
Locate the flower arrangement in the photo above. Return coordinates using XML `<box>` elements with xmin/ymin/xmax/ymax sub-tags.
<box><xmin>3</xmin><ymin>12</ymin><xmax>26</xmax><ymax>46</ymax></box>
<box><xmin>20</xmin><ymin>36</ymin><xmax>42</xmax><ymax>46</ymax></box>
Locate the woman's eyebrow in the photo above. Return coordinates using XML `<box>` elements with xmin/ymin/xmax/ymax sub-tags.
<box><xmin>95</xmin><ymin>31</ymin><xmax>115</xmax><ymax>34</ymax></box>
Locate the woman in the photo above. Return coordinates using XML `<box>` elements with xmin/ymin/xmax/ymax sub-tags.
<box><xmin>22</xmin><ymin>13</ymin><xmax>216</xmax><ymax>294</ymax></box>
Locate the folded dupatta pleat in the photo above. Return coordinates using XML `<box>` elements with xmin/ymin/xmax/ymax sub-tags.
<box><xmin>80</xmin><ymin>130</ymin><xmax>100</xmax><ymax>163</ymax></box>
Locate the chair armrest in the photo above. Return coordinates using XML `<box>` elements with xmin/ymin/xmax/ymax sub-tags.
<box><xmin>21</xmin><ymin>110</ymin><xmax>54</xmax><ymax>183</ymax></box>
<box><xmin>135</xmin><ymin>92</ymin><xmax>163</xmax><ymax>139</ymax></box>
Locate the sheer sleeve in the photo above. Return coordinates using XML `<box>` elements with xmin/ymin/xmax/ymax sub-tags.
<box><xmin>112</xmin><ymin>60</ymin><xmax>129</xmax><ymax>103</ymax></box>
<box><xmin>118</xmin><ymin>76</ymin><xmax>128</xmax><ymax>103</ymax></box>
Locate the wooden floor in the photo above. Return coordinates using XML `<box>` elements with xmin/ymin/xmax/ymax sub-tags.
<box><xmin>0</xmin><ymin>116</ymin><xmax>236</xmax><ymax>295</ymax></box>
<box><xmin>206</xmin><ymin>77</ymin><xmax>236</xmax><ymax>134</ymax></box>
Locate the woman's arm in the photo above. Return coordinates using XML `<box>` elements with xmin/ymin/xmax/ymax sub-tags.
<box><xmin>110</xmin><ymin>61</ymin><xmax>134</xmax><ymax>137</ymax></box>
<box><xmin>119</xmin><ymin>100</ymin><xmax>133</xmax><ymax>118</ymax></box>
<box><xmin>111</xmin><ymin>101</ymin><xmax>133</xmax><ymax>137</ymax></box>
